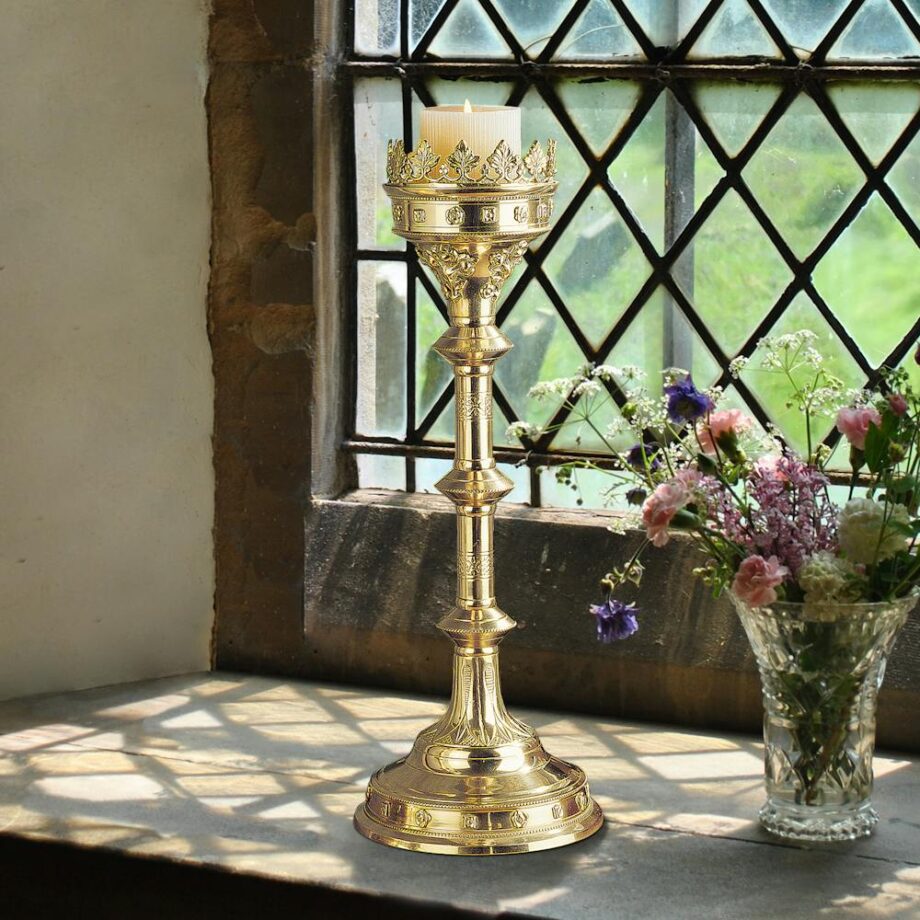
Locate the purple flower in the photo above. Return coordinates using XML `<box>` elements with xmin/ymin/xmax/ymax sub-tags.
<box><xmin>590</xmin><ymin>599</ymin><xmax>639</xmax><ymax>643</ymax></box>
<box><xmin>700</xmin><ymin>455</ymin><xmax>838</xmax><ymax>577</ymax></box>
<box><xmin>626</xmin><ymin>442</ymin><xmax>661</xmax><ymax>471</ymax></box>
<box><xmin>664</xmin><ymin>375</ymin><xmax>714</xmax><ymax>424</ymax></box>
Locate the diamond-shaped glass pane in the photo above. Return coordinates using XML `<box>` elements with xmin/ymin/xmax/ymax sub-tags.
<box><xmin>491</xmin><ymin>0</ymin><xmax>576</xmax><ymax>58</ymax></box>
<box><xmin>553</xmin><ymin>0</ymin><xmax>643</xmax><ymax>60</ymax></box>
<box><xmin>608</xmin><ymin>91</ymin><xmax>666</xmax><ymax>250</ymax></box>
<box><xmin>606</xmin><ymin>91</ymin><xmax>723</xmax><ymax>253</ymax></box>
<box><xmin>416</xmin><ymin>279</ymin><xmax>451</xmax><ymax>429</ymax></box>
<box><xmin>674</xmin><ymin>189</ymin><xmax>792</xmax><ymax>354</ymax></box>
<box><xmin>424</xmin><ymin>400</ymin><xmax>455</xmax><ymax>441</ymax></box>
<box><xmin>607</xmin><ymin>92</ymin><xmax>722</xmax><ymax>252</ymax></box>
<box><xmin>828</xmin><ymin>82</ymin><xmax>920</xmax><ymax>165</ymax></box>
<box><xmin>427</xmin><ymin>0</ymin><xmax>513</xmax><ymax>58</ymax></box>
<box><xmin>355</xmin><ymin>0</ymin><xmax>400</xmax><ymax>54</ymax></box>
<box><xmin>495</xmin><ymin>282</ymin><xmax>585</xmax><ymax>428</ymax></box>
<box><xmin>760</xmin><ymin>0</ymin><xmax>847</xmax><ymax>58</ymax></box>
<box><xmin>828</xmin><ymin>0</ymin><xmax>920</xmax><ymax>60</ymax></box>
<box><xmin>604</xmin><ymin>288</ymin><xmax>721</xmax><ymax>385</ymax></box>
<box><xmin>520</xmin><ymin>86</ymin><xmax>589</xmax><ymax>241</ymax></box>
<box><xmin>543</xmin><ymin>187</ymin><xmax>651</xmax><ymax>348</ymax></box>
<box><xmin>494</xmin><ymin>401</ymin><xmax>517</xmax><ymax>448</ymax></box>
<box><xmin>427</xmin><ymin>77</ymin><xmax>515</xmax><ymax>106</ymax></box>
<box><xmin>354</xmin><ymin>78</ymin><xmax>405</xmax><ymax>251</ymax></box>
<box><xmin>693</xmin><ymin>81</ymin><xmax>782</xmax><ymax>158</ymax></box>
<box><xmin>499</xmin><ymin>461</ymin><xmax>530</xmax><ymax>504</ymax></box>
<box><xmin>669</xmin><ymin>113</ymin><xmax>724</xmax><ymax>244</ymax></box>
<box><xmin>740</xmin><ymin>293</ymin><xmax>866</xmax><ymax>455</ymax></box>
<box><xmin>540</xmin><ymin>466</ymin><xmax>617</xmax><ymax>510</ymax></box>
<box><xmin>550</xmin><ymin>394</ymin><xmax>628</xmax><ymax>453</ymax></box>
<box><xmin>627</xmin><ymin>0</ymin><xmax>711</xmax><ymax>45</ymax></box>
<box><xmin>688</xmin><ymin>0</ymin><xmax>782</xmax><ymax>59</ymax></box>
<box><xmin>356</xmin><ymin>261</ymin><xmax>408</xmax><ymax>438</ymax></box>
<box><xmin>885</xmin><ymin>130</ymin><xmax>920</xmax><ymax>228</ymax></box>
<box><xmin>744</xmin><ymin>93</ymin><xmax>864</xmax><ymax>259</ymax></box>
<box><xmin>415</xmin><ymin>457</ymin><xmax>452</xmax><ymax>493</ymax></box>
<box><xmin>357</xmin><ymin>454</ymin><xmax>406</xmax><ymax>489</ymax></box>
<box><xmin>555</xmin><ymin>78</ymin><xmax>640</xmax><ymax>156</ymax></box>
<box><xmin>411</xmin><ymin>0</ymin><xmax>448</xmax><ymax>50</ymax></box>
<box><xmin>813</xmin><ymin>194</ymin><xmax>920</xmax><ymax>367</ymax></box>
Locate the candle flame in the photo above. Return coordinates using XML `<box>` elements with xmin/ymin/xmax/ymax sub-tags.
<box><xmin>463</xmin><ymin>98</ymin><xmax>473</xmax><ymax>114</ymax></box>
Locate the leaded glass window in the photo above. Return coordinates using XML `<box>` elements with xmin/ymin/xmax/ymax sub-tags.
<box><xmin>347</xmin><ymin>0</ymin><xmax>920</xmax><ymax>507</ymax></box>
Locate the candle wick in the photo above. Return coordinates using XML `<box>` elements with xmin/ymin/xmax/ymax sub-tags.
<box><xmin>463</xmin><ymin>99</ymin><xmax>472</xmax><ymax>114</ymax></box>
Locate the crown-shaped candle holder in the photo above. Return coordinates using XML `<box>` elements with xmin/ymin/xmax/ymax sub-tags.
<box><xmin>353</xmin><ymin>139</ymin><xmax>604</xmax><ymax>856</ymax></box>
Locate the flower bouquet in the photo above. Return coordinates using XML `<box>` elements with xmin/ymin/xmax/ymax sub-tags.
<box><xmin>510</xmin><ymin>332</ymin><xmax>920</xmax><ymax>841</ymax></box>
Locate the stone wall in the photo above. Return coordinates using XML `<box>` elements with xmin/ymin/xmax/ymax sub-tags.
<box><xmin>208</xmin><ymin>1</ymin><xmax>318</xmax><ymax>670</ymax></box>
<box><xmin>0</xmin><ymin>0</ymin><xmax>213</xmax><ymax>699</ymax></box>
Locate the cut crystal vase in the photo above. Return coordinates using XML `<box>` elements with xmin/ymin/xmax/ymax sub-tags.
<box><xmin>731</xmin><ymin>593</ymin><xmax>916</xmax><ymax>842</ymax></box>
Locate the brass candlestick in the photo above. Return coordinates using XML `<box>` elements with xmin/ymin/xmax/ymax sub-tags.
<box><xmin>354</xmin><ymin>137</ymin><xmax>603</xmax><ymax>855</ymax></box>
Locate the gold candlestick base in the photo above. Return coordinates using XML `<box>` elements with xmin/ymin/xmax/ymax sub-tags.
<box><xmin>354</xmin><ymin>138</ymin><xmax>603</xmax><ymax>856</ymax></box>
<box><xmin>355</xmin><ymin>735</ymin><xmax>602</xmax><ymax>856</ymax></box>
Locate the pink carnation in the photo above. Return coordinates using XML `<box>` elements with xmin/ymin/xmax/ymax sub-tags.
<box><xmin>642</xmin><ymin>480</ymin><xmax>690</xmax><ymax>547</ymax></box>
<box><xmin>675</xmin><ymin>468</ymin><xmax>703</xmax><ymax>489</ymax></box>
<box><xmin>888</xmin><ymin>393</ymin><xmax>908</xmax><ymax>417</ymax></box>
<box><xmin>698</xmin><ymin>409</ymin><xmax>752</xmax><ymax>455</ymax></box>
<box><xmin>836</xmin><ymin>406</ymin><xmax>881</xmax><ymax>451</ymax></box>
<box><xmin>753</xmin><ymin>456</ymin><xmax>788</xmax><ymax>482</ymax></box>
<box><xmin>731</xmin><ymin>554</ymin><xmax>789</xmax><ymax>607</ymax></box>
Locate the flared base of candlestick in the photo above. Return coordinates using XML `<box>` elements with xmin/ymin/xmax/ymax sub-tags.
<box><xmin>354</xmin><ymin>722</ymin><xmax>603</xmax><ymax>856</ymax></box>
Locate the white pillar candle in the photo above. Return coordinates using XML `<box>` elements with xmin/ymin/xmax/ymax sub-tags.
<box><xmin>419</xmin><ymin>100</ymin><xmax>521</xmax><ymax>165</ymax></box>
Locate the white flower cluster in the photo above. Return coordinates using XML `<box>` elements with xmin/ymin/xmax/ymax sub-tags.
<box><xmin>606</xmin><ymin>513</ymin><xmax>641</xmax><ymax>536</ymax></box>
<box><xmin>757</xmin><ymin>330</ymin><xmax>820</xmax><ymax>370</ymax></box>
<box><xmin>527</xmin><ymin>363</ymin><xmax>650</xmax><ymax>404</ymax></box>
<box><xmin>807</xmin><ymin>376</ymin><xmax>847</xmax><ymax>416</ymax></box>
<box><xmin>728</xmin><ymin>356</ymin><xmax>749</xmax><ymax>378</ymax></box>
<box><xmin>506</xmin><ymin>421</ymin><xmax>541</xmax><ymax>441</ymax></box>
<box><xmin>571</xmin><ymin>378</ymin><xmax>603</xmax><ymax>398</ymax></box>
<box><xmin>798</xmin><ymin>551</ymin><xmax>861</xmax><ymax>604</ymax></box>
<box><xmin>838</xmin><ymin>499</ymin><xmax>909</xmax><ymax>565</ymax></box>
<box><xmin>528</xmin><ymin>377</ymin><xmax>579</xmax><ymax>401</ymax></box>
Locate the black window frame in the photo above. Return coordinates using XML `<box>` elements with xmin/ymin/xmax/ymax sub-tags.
<box><xmin>332</xmin><ymin>0</ymin><xmax>920</xmax><ymax>503</ymax></box>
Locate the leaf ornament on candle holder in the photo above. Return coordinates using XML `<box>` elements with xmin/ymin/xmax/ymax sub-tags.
<box><xmin>386</xmin><ymin>138</ymin><xmax>557</xmax><ymax>186</ymax></box>
<box><xmin>485</xmin><ymin>140</ymin><xmax>522</xmax><ymax>183</ymax></box>
<box><xmin>447</xmin><ymin>140</ymin><xmax>480</xmax><ymax>183</ymax></box>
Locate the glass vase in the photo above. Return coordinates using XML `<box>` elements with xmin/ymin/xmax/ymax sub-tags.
<box><xmin>731</xmin><ymin>593</ymin><xmax>916</xmax><ymax>842</ymax></box>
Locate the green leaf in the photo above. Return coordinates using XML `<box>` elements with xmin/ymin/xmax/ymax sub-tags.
<box><xmin>886</xmin><ymin>475</ymin><xmax>916</xmax><ymax>496</ymax></box>
<box><xmin>863</xmin><ymin>421</ymin><xmax>888</xmax><ymax>473</ymax></box>
<box><xmin>670</xmin><ymin>509</ymin><xmax>700</xmax><ymax>529</ymax></box>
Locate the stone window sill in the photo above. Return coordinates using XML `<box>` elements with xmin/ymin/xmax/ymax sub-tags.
<box><xmin>2</xmin><ymin>673</ymin><xmax>918</xmax><ymax>917</ymax></box>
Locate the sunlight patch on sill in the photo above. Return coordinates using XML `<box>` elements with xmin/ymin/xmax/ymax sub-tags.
<box><xmin>616</xmin><ymin>730</ymin><xmax>742</xmax><ymax>755</ymax></box>
<box><xmin>161</xmin><ymin>709</ymin><xmax>224</xmax><ymax>729</ymax></box>
<box><xmin>0</xmin><ymin>723</ymin><xmax>97</xmax><ymax>753</ymax></box>
<box><xmin>95</xmin><ymin>694</ymin><xmax>190</xmax><ymax>719</ymax></box>
<box><xmin>638</xmin><ymin>749</ymin><xmax>762</xmax><ymax>781</ymax></box>
<box><xmin>499</xmin><ymin>886</ymin><xmax>571</xmax><ymax>912</ymax></box>
<box><xmin>257</xmin><ymin>800</ymin><xmax>321</xmax><ymax>820</ymax></box>
<box><xmin>34</xmin><ymin>773</ymin><xmax>166</xmax><ymax>801</ymax></box>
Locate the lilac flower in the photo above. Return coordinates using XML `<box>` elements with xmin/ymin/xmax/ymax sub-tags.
<box><xmin>664</xmin><ymin>375</ymin><xmax>714</xmax><ymax>423</ymax></box>
<box><xmin>626</xmin><ymin>442</ymin><xmax>661</xmax><ymax>471</ymax></box>
<box><xmin>700</xmin><ymin>455</ymin><xmax>838</xmax><ymax>577</ymax></box>
<box><xmin>590</xmin><ymin>599</ymin><xmax>639</xmax><ymax>643</ymax></box>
